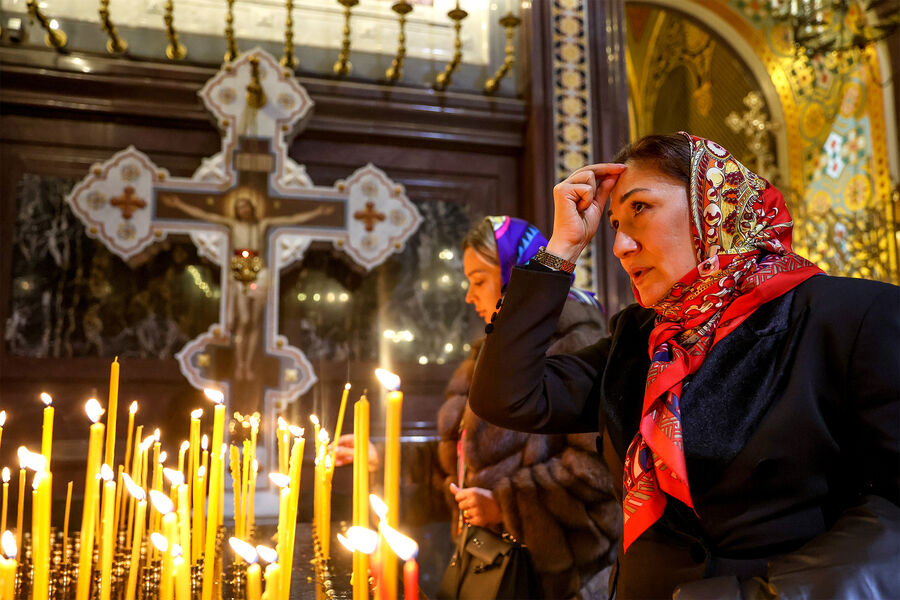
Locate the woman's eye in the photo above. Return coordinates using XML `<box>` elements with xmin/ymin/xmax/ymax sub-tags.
<box><xmin>609</xmin><ymin>219</ymin><xmax>619</xmax><ymax>231</ymax></box>
<box><xmin>633</xmin><ymin>202</ymin><xmax>645</xmax><ymax>214</ymax></box>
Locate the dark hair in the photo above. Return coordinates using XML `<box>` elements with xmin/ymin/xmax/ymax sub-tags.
<box><xmin>613</xmin><ymin>134</ymin><xmax>691</xmax><ymax>188</ymax></box>
<box><xmin>461</xmin><ymin>217</ymin><xmax>499</xmax><ymax>266</ymax></box>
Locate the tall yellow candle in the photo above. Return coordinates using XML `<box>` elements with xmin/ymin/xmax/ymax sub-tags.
<box><xmin>352</xmin><ymin>394</ymin><xmax>370</xmax><ymax>600</ymax></box>
<box><xmin>176</xmin><ymin>483</ymin><xmax>190</xmax><ymax>565</ymax></box>
<box><xmin>247</xmin><ymin>459</ymin><xmax>258</xmax><ymax>539</ymax></box>
<box><xmin>263</xmin><ymin>560</ymin><xmax>281</xmax><ymax>600</ymax></box>
<box><xmin>105</xmin><ymin>357</ymin><xmax>120</xmax><ymax>468</ymax></box>
<box><xmin>0</xmin><ymin>531</ymin><xmax>16</xmax><ymax>600</ymax></box>
<box><xmin>151</xmin><ymin>489</ymin><xmax>177</xmax><ymax>600</ymax></box>
<box><xmin>376</xmin><ymin>368</ymin><xmax>403</xmax><ymax>600</ymax></box>
<box><xmin>77</xmin><ymin>398</ymin><xmax>106</xmax><ymax>600</ymax></box>
<box><xmin>122</xmin><ymin>474</ymin><xmax>146</xmax><ymax>600</ymax></box>
<box><xmin>23</xmin><ymin>451</ymin><xmax>51</xmax><ymax>600</ymax></box>
<box><xmin>174</xmin><ymin>552</ymin><xmax>191</xmax><ymax>600</ymax></box>
<box><xmin>192</xmin><ymin>463</ymin><xmax>206</xmax><ymax>566</ymax></box>
<box><xmin>334</xmin><ymin>383</ymin><xmax>352</xmax><ymax>449</ymax></box>
<box><xmin>40</xmin><ymin>392</ymin><xmax>54</xmax><ymax>466</ymax></box>
<box><xmin>229</xmin><ymin>538</ymin><xmax>261</xmax><ymax>600</ymax></box>
<box><xmin>201</xmin><ymin>389</ymin><xmax>226</xmax><ymax>600</ymax></box>
<box><xmin>178</xmin><ymin>440</ymin><xmax>189</xmax><ymax>477</ymax></box>
<box><xmin>269</xmin><ymin>472</ymin><xmax>291</xmax><ymax>599</ymax></box>
<box><xmin>124</xmin><ymin>402</ymin><xmax>137</xmax><ymax>479</ymax></box>
<box><xmin>282</xmin><ymin>431</ymin><xmax>305</xmax><ymax>600</ymax></box>
<box><xmin>151</xmin><ymin>533</ymin><xmax>173</xmax><ymax>600</ymax></box>
<box><xmin>229</xmin><ymin>445</ymin><xmax>244</xmax><ymax>539</ymax></box>
<box><xmin>14</xmin><ymin>466</ymin><xmax>23</xmax><ymax>548</ymax></box>
<box><xmin>0</xmin><ymin>411</ymin><xmax>5</xmax><ymax>456</ymax></box>
<box><xmin>62</xmin><ymin>481</ymin><xmax>73</xmax><ymax>563</ymax></box>
<box><xmin>241</xmin><ymin>440</ymin><xmax>251</xmax><ymax>537</ymax></box>
<box><xmin>0</xmin><ymin>469</ymin><xmax>8</xmax><ymax>534</ymax></box>
<box><xmin>99</xmin><ymin>465</ymin><xmax>116</xmax><ymax>600</ymax></box>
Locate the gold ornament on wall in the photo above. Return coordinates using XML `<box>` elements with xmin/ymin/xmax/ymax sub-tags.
<box><xmin>484</xmin><ymin>11</ymin><xmax>521</xmax><ymax>94</ymax></box>
<box><xmin>333</xmin><ymin>0</ymin><xmax>359</xmax><ymax>76</ymax></box>
<box><xmin>98</xmin><ymin>0</ymin><xmax>127</xmax><ymax>54</ymax></box>
<box><xmin>725</xmin><ymin>91</ymin><xmax>779</xmax><ymax>184</ymax></box>
<box><xmin>163</xmin><ymin>0</ymin><xmax>186</xmax><ymax>60</ymax></box>
<box><xmin>434</xmin><ymin>2</ymin><xmax>468</xmax><ymax>91</ymax></box>
<box><xmin>385</xmin><ymin>0</ymin><xmax>413</xmax><ymax>83</ymax></box>
<box><xmin>224</xmin><ymin>0</ymin><xmax>239</xmax><ymax>63</ymax></box>
<box><xmin>26</xmin><ymin>0</ymin><xmax>67</xmax><ymax>50</ymax></box>
<box><xmin>281</xmin><ymin>0</ymin><xmax>297</xmax><ymax>69</ymax></box>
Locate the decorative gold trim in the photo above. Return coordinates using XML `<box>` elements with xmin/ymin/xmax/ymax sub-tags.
<box><xmin>434</xmin><ymin>4</ymin><xmax>468</xmax><ymax>91</ymax></box>
<box><xmin>246</xmin><ymin>56</ymin><xmax>267</xmax><ymax>109</ymax></box>
<box><xmin>163</xmin><ymin>0</ymin><xmax>187</xmax><ymax>60</ymax></box>
<box><xmin>484</xmin><ymin>12</ymin><xmax>521</xmax><ymax>94</ymax></box>
<box><xmin>98</xmin><ymin>0</ymin><xmax>127</xmax><ymax>54</ymax></box>
<box><xmin>224</xmin><ymin>0</ymin><xmax>239</xmax><ymax>63</ymax></box>
<box><xmin>333</xmin><ymin>0</ymin><xmax>359</xmax><ymax>76</ymax></box>
<box><xmin>26</xmin><ymin>1</ymin><xmax>67</xmax><ymax>51</ymax></box>
<box><xmin>281</xmin><ymin>0</ymin><xmax>297</xmax><ymax>69</ymax></box>
<box><xmin>385</xmin><ymin>0</ymin><xmax>413</xmax><ymax>83</ymax></box>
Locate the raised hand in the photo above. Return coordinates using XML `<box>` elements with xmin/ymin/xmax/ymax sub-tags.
<box><xmin>450</xmin><ymin>483</ymin><xmax>503</xmax><ymax>528</ymax></box>
<box><xmin>546</xmin><ymin>163</ymin><xmax>625</xmax><ymax>264</ymax></box>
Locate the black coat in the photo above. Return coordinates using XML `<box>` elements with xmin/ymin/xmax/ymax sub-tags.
<box><xmin>469</xmin><ymin>264</ymin><xmax>900</xmax><ymax>599</ymax></box>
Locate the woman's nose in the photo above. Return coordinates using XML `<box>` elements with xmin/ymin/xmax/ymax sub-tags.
<box><xmin>612</xmin><ymin>229</ymin><xmax>639</xmax><ymax>258</ymax></box>
<box><xmin>465</xmin><ymin>288</ymin><xmax>475</xmax><ymax>305</ymax></box>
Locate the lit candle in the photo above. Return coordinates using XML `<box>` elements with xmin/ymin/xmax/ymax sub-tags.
<box><xmin>23</xmin><ymin>449</ymin><xmax>50</xmax><ymax>600</ymax></box>
<box><xmin>99</xmin><ymin>465</ymin><xmax>116</xmax><ymax>600</ymax></box>
<box><xmin>201</xmin><ymin>389</ymin><xmax>226</xmax><ymax>600</ymax></box>
<box><xmin>105</xmin><ymin>357</ymin><xmax>120</xmax><ymax>467</ymax></box>
<box><xmin>352</xmin><ymin>395</ymin><xmax>370</xmax><ymax>600</ymax></box>
<box><xmin>283</xmin><ymin>427</ymin><xmax>305</xmax><ymax>598</ymax></box>
<box><xmin>257</xmin><ymin>545</ymin><xmax>280</xmax><ymax>600</ymax></box>
<box><xmin>343</xmin><ymin>526</ymin><xmax>377</xmax><ymax>598</ymax></box>
<box><xmin>380</xmin><ymin>521</ymin><xmax>419</xmax><ymax>600</ymax></box>
<box><xmin>247</xmin><ymin>459</ymin><xmax>258</xmax><ymax>538</ymax></box>
<box><xmin>188</xmin><ymin>408</ymin><xmax>202</xmax><ymax>562</ymax></box>
<box><xmin>151</xmin><ymin>533</ymin><xmax>173</xmax><ymax>600</ymax></box>
<box><xmin>124</xmin><ymin>402</ymin><xmax>138</xmax><ymax>485</ymax></box>
<box><xmin>0</xmin><ymin>531</ymin><xmax>16</xmax><ymax>600</ymax></box>
<box><xmin>0</xmin><ymin>411</ymin><xmax>5</xmax><ymax>455</ymax></box>
<box><xmin>376</xmin><ymin>368</ymin><xmax>403</xmax><ymax>600</ymax></box>
<box><xmin>228</xmin><ymin>445</ymin><xmax>244</xmax><ymax>538</ymax></box>
<box><xmin>123</xmin><ymin>473</ymin><xmax>146</xmax><ymax>600</ymax></box>
<box><xmin>14</xmin><ymin>460</ymin><xmax>23</xmax><ymax>549</ymax></box>
<box><xmin>320</xmin><ymin>449</ymin><xmax>334</xmax><ymax>560</ymax></box>
<box><xmin>151</xmin><ymin>490</ymin><xmax>177</xmax><ymax>600</ymax></box>
<box><xmin>230</xmin><ymin>538</ymin><xmax>261</xmax><ymax>600</ymax></box>
<box><xmin>178</xmin><ymin>440</ymin><xmax>189</xmax><ymax>478</ymax></box>
<box><xmin>40</xmin><ymin>392</ymin><xmax>54</xmax><ymax>466</ymax></box>
<box><xmin>0</xmin><ymin>469</ymin><xmax>8</xmax><ymax>534</ymax></box>
<box><xmin>269</xmin><ymin>472</ymin><xmax>291</xmax><ymax>600</ymax></box>
<box><xmin>174</xmin><ymin>548</ymin><xmax>190</xmax><ymax>600</ymax></box>
<box><xmin>333</xmin><ymin>383</ymin><xmax>351</xmax><ymax>454</ymax></box>
<box><xmin>370</xmin><ymin>494</ymin><xmax>388</xmax><ymax>599</ymax></box>
<box><xmin>77</xmin><ymin>398</ymin><xmax>106</xmax><ymax>600</ymax></box>
<box><xmin>278</xmin><ymin>417</ymin><xmax>289</xmax><ymax>474</ymax></box>
<box><xmin>62</xmin><ymin>481</ymin><xmax>73</xmax><ymax>563</ymax></box>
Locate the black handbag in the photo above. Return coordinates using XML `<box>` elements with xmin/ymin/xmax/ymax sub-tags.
<box><xmin>436</xmin><ymin>522</ymin><xmax>542</xmax><ymax>600</ymax></box>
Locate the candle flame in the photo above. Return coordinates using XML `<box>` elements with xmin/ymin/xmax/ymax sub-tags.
<box><xmin>309</xmin><ymin>414</ymin><xmax>319</xmax><ymax>426</ymax></box>
<box><xmin>344</xmin><ymin>382</ymin><xmax>351</xmax><ymax>390</ymax></box>
<box><xmin>249</xmin><ymin>414</ymin><xmax>260</xmax><ymax>428</ymax></box>
<box><xmin>40</xmin><ymin>392</ymin><xmax>52</xmax><ymax>406</ymax></box>
<box><xmin>346</xmin><ymin>526</ymin><xmax>378</xmax><ymax>554</ymax></box>
<box><xmin>172</xmin><ymin>544</ymin><xmax>183</xmax><ymax>558</ymax></box>
<box><xmin>251</xmin><ymin>460</ymin><xmax>258</xmax><ymax>472</ymax></box>
<box><xmin>204</xmin><ymin>388</ymin><xmax>225</xmax><ymax>405</ymax></box>
<box><xmin>288</xmin><ymin>425</ymin><xmax>304</xmax><ymax>438</ymax></box>
<box><xmin>268</xmin><ymin>472</ymin><xmax>290</xmax><ymax>488</ymax></box>
<box><xmin>140</xmin><ymin>435</ymin><xmax>155</xmax><ymax>452</ymax></box>
<box><xmin>159</xmin><ymin>451</ymin><xmax>168</xmax><ymax>463</ymax></box>
<box><xmin>369</xmin><ymin>494</ymin><xmax>388</xmax><ymax>520</ymax></box>
<box><xmin>150</xmin><ymin>532</ymin><xmax>168</xmax><ymax>552</ymax></box>
<box><xmin>163</xmin><ymin>468</ymin><xmax>185</xmax><ymax>486</ymax></box>
<box><xmin>255</xmin><ymin>545</ymin><xmax>277</xmax><ymax>564</ymax></box>
<box><xmin>100</xmin><ymin>464</ymin><xmax>114</xmax><ymax>481</ymax></box>
<box><xmin>149</xmin><ymin>489</ymin><xmax>174</xmax><ymax>514</ymax></box>
<box><xmin>1</xmin><ymin>531</ymin><xmax>16</xmax><ymax>559</ymax></box>
<box><xmin>0</xmin><ymin>411</ymin><xmax>5</xmax><ymax>427</ymax></box>
<box><xmin>379</xmin><ymin>521</ymin><xmax>419</xmax><ymax>561</ymax></box>
<box><xmin>85</xmin><ymin>398</ymin><xmax>105</xmax><ymax>423</ymax></box>
<box><xmin>180</xmin><ymin>440</ymin><xmax>190</xmax><ymax>452</ymax></box>
<box><xmin>197</xmin><ymin>466</ymin><xmax>207</xmax><ymax>478</ymax></box>
<box><xmin>2</xmin><ymin>468</ymin><xmax>9</xmax><ymax>483</ymax></box>
<box><xmin>191</xmin><ymin>408</ymin><xmax>203</xmax><ymax>419</ymax></box>
<box><xmin>122</xmin><ymin>473</ymin><xmax>145</xmax><ymax>501</ymax></box>
<box><xmin>18</xmin><ymin>447</ymin><xmax>47</xmax><ymax>472</ymax></box>
<box><xmin>337</xmin><ymin>532</ymin><xmax>354</xmax><ymax>552</ymax></box>
<box><xmin>278</xmin><ymin>416</ymin><xmax>288</xmax><ymax>430</ymax></box>
<box><xmin>229</xmin><ymin>537</ymin><xmax>258</xmax><ymax>564</ymax></box>
<box><xmin>154</xmin><ymin>429</ymin><xmax>161</xmax><ymax>442</ymax></box>
<box><xmin>129</xmin><ymin>401</ymin><xmax>138</xmax><ymax>415</ymax></box>
<box><xmin>201</xmin><ymin>434</ymin><xmax>209</xmax><ymax>450</ymax></box>
<box><xmin>375</xmin><ymin>368</ymin><xmax>401</xmax><ymax>391</ymax></box>
<box><xmin>317</xmin><ymin>428</ymin><xmax>329</xmax><ymax>444</ymax></box>
<box><xmin>241</xmin><ymin>250</ymin><xmax>250</xmax><ymax>258</ymax></box>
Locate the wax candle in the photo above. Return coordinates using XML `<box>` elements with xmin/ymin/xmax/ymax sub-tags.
<box><xmin>0</xmin><ymin>411</ymin><xmax>5</xmax><ymax>456</ymax></box>
<box><xmin>151</xmin><ymin>490</ymin><xmax>177</xmax><ymax>600</ymax></box>
<box><xmin>178</xmin><ymin>440</ymin><xmax>189</xmax><ymax>478</ymax></box>
<box><xmin>229</xmin><ymin>445</ymin><xmax>244</xmax><ymax>539</ymax></box>
<box><xmin>334</xmin><ymin>383</ymin><xmax>352</xmax><ymax>450</ymax></box>
<box><xmin>14</xmin><ymin>464</ymin><xmax>23</xmax><ymax>549</ymax></box>
<box><xmin>77</xmin><ymin>398</ymin><xmax>106</xmax><ymax>600</ymax></box>
<box><xmin>247</xmin><ymin>459</ymin><xmax>258</xmax><ymax>538</ymax></box>
<box><xmin>0</xmin><ymin>531</ymin><xmax>16</xmax><ymax>600</ymax></box>
<box><xmin>0</xmin><ymin>469</ymin><xmax>8</xmax><ymax>535</ymax></box>
<box><xmin>124</xmin><ymin>401</ymin><xmax>138</xmax><ymax>481</ymax></box>
<box><xmin>230</xmin><ymin>538</ymin><xmax>261</xmax><ymax>600</ymax></box>
<box><xmin>151</xmin><ymin>533</ymin><xmax>173</xmax><ymax>600</ymax></box>
<box><xmin>269</xmin><ymin>472</ymin><xmax>290</xmax><ymax>600</ymax></box>
<box><xmin>99</xmin><ymin>465</ymin><xmax>116</xmax><ymax>600</ymax></box>
<box><xmin>283</xmin><ymin>429</ymin><xmax>304</xmax><ymax>599</ymax></box>
<box><xmin>278</xmin><ymin>417</ymin><xmax>289</xmax><ymax>475</ymax></box>
<box><xmin>122</xmin><ymin>474</ymin><xmax>146</xmax><ymax>600</ymax></box>
<box><xmin>63</xmin><ymin>481</ymin><xmax>73</xmax><ymax>563</ymax></box>
<box><xmin>352</xmin><ymin>394</ymin><xmax>370</xmax><ymax>600</ymax></box>
<box><xmin>241</xmin><ymin>440</ymin><xmax>251</xmax><ymax>537</ymax></box>
<box><xmin>201</xmin><ymin>389</ymin><xmax>226</xmax><ymax>600</ymax></box>
<box><xmin>320</xmin><ymin>452</ymin><xmax>334</xmax><ymax>560</ymax></box>
<box><xmin>105</xmin><ymin>357</ymin><xmax>120</xmax><ymax>467</ymax></box>
<box><xmin>40</xmin><ymin>392</ymin><xmax>54</xmax><ymax>466</ymax></box>
<box><xmin>176</xmin><ymin>484</ymin><xmax>190</xmax><ymax>565</ymax></box>
<box><xmin>22</xmin><ymin>450</ymin><xmax>50</xmax><ymax>600</ymax></box>
<box><xmin>376</xmin><ymin>367</ymin><xmax>403</xmax><ymax>600</ymax></box>
<box><xmin>174</xmin><ymin>551</ymin><xmax>191</xmax><ymax>600</ymax></box>
<box><xmin>380</xmin><ymin>521</ymin><xmax>419</xmax><ymax>600</ymax></box>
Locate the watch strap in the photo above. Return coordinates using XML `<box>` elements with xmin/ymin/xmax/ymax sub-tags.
<box><xmin>532</xmin><ymin>246</ymin><xmax>576</xmax><ymax>274</ymax></box>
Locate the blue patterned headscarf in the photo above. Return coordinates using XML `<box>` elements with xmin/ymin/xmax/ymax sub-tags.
<box><xmin>487</xmin><ymin>216</ymin><xmax>547</xmax><ymax>287</ymax></box>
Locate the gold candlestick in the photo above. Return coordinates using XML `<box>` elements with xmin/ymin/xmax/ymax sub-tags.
<box><xmin>484</xmin><ymin>12</ymin><xmax>521</xmax><ymax>94</ymax></box>
<box><xmin>385</xmin><ymin>1</ymin><xmax>413</xmax><ymax>83</ymax></box>
<box><xmin>164</xmin><ymin>0</ymin><xmax>187</xmax><ymax>60</ymax></box>
<box><xmin>434</xmin><ymin>3</ymin><xmax>468</xmax><ymax>91</ymax></box>
<box><xmin>281</xmin><ymin>0</ymin><xmax>297</xmax><ymax>69</ymax></box>
<box><xmin>26</xmin><ymin>0</ymin><xmax>67</xmax><ymax>50</ymax></box>
<box><xmin>224</xmin><ymin>0</ymin><xmax>239</xmax><ymax>63</ymax></box>
<box><xmin>98</xmin><ymin>0</ymin><xmax>128</xmax><ymax>54</ymax></box>
<box><xmin>333</xmin><ymin>0</ymin><xmax>359</xmax><ymax>76</ymax></box>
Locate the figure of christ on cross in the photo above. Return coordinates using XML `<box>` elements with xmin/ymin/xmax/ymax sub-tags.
<box><xmin>160</xmin><ymin>186</ymin><xmax>334</xmax><ymax>382</ymax></box>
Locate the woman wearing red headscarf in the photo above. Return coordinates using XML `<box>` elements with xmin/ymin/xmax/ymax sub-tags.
<box><xmin>468</xmin><ymin>133</ymin><xmax>899</xmax><ymax>599</ymax></box>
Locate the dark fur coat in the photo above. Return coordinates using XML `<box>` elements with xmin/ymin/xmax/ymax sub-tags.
<box><xmin>438</xmin><ymin>298</ymin><xmax>620</xmax><ymax>599</ymax></box>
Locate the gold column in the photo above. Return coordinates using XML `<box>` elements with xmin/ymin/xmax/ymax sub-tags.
<box><xmin>26</xmin><ymin>0</ymin><xmax>67</xmax><ymax>50</ymax></box>
<box><xmin>224</xmin><ymin>0</ymin><xmax>239</xmax><ymax>63</ymax></box>
<box><xmin>333</xmin><ymin>0</ymin><xmax>359</xmax><ymax>76</ymax></box>
<box><xmin>164</xmin><ymin>0</ymin><xmax>187</xmax><ymax>60</ymax></box>
<box><xmin>484</xmin><ymin>11</ymin><xmax>521</xmax><ymax>94</ymax></box>
<box><xmin>281</xmin><ymin>0</ymin><xmax>297</xmax><ymax>69</ymax></box>
<box><xmin>434</xmin><ymin>3</ymin><xmax>468</xmax><ymax>91</ymax></box>
<box><xmin>385</xmin><ymin>1</ymin><xmax>413</xmax><ymax>83</ymax></box>
<box><xmin>99</xmin><ymin>0</ymin><xmax>127</xmax><ymax>54</ymax></box>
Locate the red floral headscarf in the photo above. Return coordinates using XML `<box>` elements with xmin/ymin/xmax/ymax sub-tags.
<box><xmin>621</xmin><ymin>133</ymin><xmax>824</xmax><ymax>552</ymax></box>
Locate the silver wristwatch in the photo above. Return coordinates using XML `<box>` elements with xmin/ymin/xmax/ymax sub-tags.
<box><xmin>532</xmin><ymin>247</ymin><xmax>576</xmax><ymax>274</ymax></box>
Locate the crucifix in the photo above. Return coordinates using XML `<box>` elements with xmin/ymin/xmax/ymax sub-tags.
<box><xmin>66</xmin><ymin>49</ymin><xmax>423</xmax><ymax>420</ymax></box>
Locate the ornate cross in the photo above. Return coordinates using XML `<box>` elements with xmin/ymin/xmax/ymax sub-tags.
<box><xmin>110</xmin><ymin>185</ymin><xmax>147</xmax><ymax>219</ymax></box>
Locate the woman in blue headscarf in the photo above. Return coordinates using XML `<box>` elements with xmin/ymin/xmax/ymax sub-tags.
<box><xmin>436</xmin><ymin>216</ymin><xmax>619</xmax><ymax>599</ymax></box>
